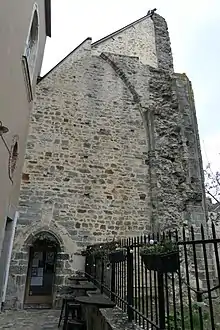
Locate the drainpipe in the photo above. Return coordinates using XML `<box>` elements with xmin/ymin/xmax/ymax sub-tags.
<box><xmin>1</xmin><ymin>211</ymin><xmax>19</xmax><ymax>311</ymax></box>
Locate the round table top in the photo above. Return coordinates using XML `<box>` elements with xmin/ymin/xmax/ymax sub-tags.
<box><xmin>75</xmin><ymin>295</ymin><xmax>116</xmax><ymax>308</ymax></box>
<box><xmin>68</xmin><ymin>276</ymin><xmax>88</xmax><ymax>281</ymax></box>
<box><xmin>69</xmin><ymin>283</ymin><xmax>97</xmax><ymax>291</ymax></box>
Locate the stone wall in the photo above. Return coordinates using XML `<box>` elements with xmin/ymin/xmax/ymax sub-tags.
<box><xmin>152</xmin><ymin>13</ymin><xmax>173</xmax><ymax>72</ymax></box>
<box><xmin>175</xmin><ymin>74</ymin><xmax>208</xmax><ymax>223</ymax></box>
<box><xmin>87</xmin><ymin>305</ymin><xmax>143</xmax><ymax>330</ymax></box>
<box><xmin>21</xmin><ymin>50</ymin><xmax>151</xmax><ymax>242</ymax></box>
<box><xmin>92</xmin><ymin>13</ymin><xmax>174</xmax><ymax>72</ymax></box>
<box><xmin>6</xmin><ymin>13</ymin><xmax>207</xmax><ymax>308</ymax></box>
<box><xmin>208</xmin><ymin>213</ymin><xmax>220</xmax><ymax>280</ymax></box>
<box><xmin>6</xmin><ymin>41</ymin><xmax>153</xmax><ymax>308</ymax></box>
<box><xmin>92</xmin><ymin>15</ymin><xmax>158</xmax><ymax>68</ymax></box>
<box><xmin>146</xmin><ymin>69</ymin><xmax>207</xmax><ymax>231</ymax></box>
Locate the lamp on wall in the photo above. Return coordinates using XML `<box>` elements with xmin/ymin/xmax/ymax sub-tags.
<box><xmin>0</xmin><ymin>121</ymin><xmax>14</xmax><ymax>183</ymax></box>
<box><xmin>0</xmin><ymin>121</ymin><xmax>10</xmax><ymax>154</ymax></box>
<box><xmin>0</xmin><ymin>121</ymin><xmax>9</xmax><ymax>134</ymax></box>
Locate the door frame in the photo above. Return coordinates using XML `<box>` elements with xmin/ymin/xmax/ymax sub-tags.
<box><xmin>24</xmin><ymin>244</ymin><xmax>57</xmax><ymax>306</ymax></box>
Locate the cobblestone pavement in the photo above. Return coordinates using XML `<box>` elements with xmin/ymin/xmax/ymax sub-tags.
<box><xmin>0</xmin><ymin>309</ymin><xmax>60</xmax><ymax>329</ymax></box>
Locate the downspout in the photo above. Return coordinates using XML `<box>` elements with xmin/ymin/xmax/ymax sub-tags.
<box><xmin>1</xmin><ymin>211</ymin><xmax>19</xmax><ymax>311</ymax></box>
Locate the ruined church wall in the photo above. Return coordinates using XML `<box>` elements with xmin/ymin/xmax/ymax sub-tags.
<box><xmin>5</xmin><ymin>13</ymin><xmax>207</xmax><ymax>309</ymax></box>
<box><xmin>19</xmin><ymin>53</ymin><xmax>151</xmax><ymax>243</ymax></box>
<box><xmin>6</xmin><ymin>48</ymin><xmax>153</xmax><ymax>308</ymax></box>
<box><xmin>92</xmin><ymin>13</ymin><xmax>174</xmax><ymax>72</ymax></box>
<box><xmin>140</xmin><ymin>67</ymin><xmax>207</xmax><ymax>232</ymax></box>
<box><xmin>174</xmin><ymin>74</ymin><xmax>208</xmax><ymax>228</ymax></box>
<box><xmin>92</xmin><ymin>16</ymin><xmax>158</xmax><ymax>68</ymax></box>
<box><xmin>7</xmin><ymin>54</ymin><xmax>208</xmax><ymax>308</ymax></box>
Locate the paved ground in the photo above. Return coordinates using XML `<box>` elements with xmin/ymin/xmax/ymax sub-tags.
<box><xmin>0</xmin><ymin>309</ymin><xmax>60</xmax><ymax>329</ymax></box>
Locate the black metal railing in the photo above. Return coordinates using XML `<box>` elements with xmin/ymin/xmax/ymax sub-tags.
<box><xmin>85</xmin><ymin>223</ymin><xmax>220</xmax><ymax>329</ymax></box>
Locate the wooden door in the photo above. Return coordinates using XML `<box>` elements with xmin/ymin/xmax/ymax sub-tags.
<box><xmin>25</xmin><ymin>246</ymin><xmax>57</xmax><ymax>305</ymax></box>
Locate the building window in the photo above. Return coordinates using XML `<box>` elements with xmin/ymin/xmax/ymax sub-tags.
<box><xmin>10</xmin><ymin>142</ymin><xmax>18</xmax><ymax>175</ymax></box>
<box><xmin>25</xmin><ymin>6</ymin><xmax>39</xmax><ymax>81</ymax></box>
<box><xmin>8</xmin><ymin>137</ymin><xmax>19</xmax><ymax>182</ymax></box>
<box><xmin>22</xmin><ymin>55</ymin><xmax>33</xmax><ymax>102</ymax></box>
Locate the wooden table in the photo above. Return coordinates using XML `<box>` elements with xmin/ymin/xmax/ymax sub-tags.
<box><xmin>68</xmin><ymin>276</ymin><xmax>88</xmax><ymax>283</ymax></box>
<box><xmin>75</xmin><ymin>294</ymin><xmax>116</xmax><ymax>329</ymax></box>
<box><xmin>75</xmin><ymin>294</ymin><xmax>116</xmax><ymax>308</ymax></box>
<box><xmin>61</xmin><ymin>284</ymin><xmax>97</xmax><ymax>329</ymax></box>
<box><xmin>69</xmin><ymin>283</ymin><xmax>97</xmax><ymax>292</ymax></box>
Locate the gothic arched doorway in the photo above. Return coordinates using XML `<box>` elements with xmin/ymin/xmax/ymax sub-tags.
<box><xmin>24</xmin><ymin>231</ymin><xmax>60</xmax><ymax>307</ymax></box>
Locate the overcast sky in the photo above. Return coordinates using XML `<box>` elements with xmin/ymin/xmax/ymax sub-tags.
<box><xmin>42</xmin><ymin>0</ymin><xmax>220</xmax><ymax>171</ymax></box>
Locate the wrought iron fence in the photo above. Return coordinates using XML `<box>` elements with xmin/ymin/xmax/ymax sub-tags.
<box><xmin>85</xmin><ymin>223</ymin><xmax>220</xmax><ymax>329</ymax></box>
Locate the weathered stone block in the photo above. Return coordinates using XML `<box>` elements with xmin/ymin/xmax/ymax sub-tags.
<box><xmin>15</xmin><ymin>252</ymin><xmax>28</xmax><ymax>260</ymax></box>
<box><xmin>54</xmin><ymin>275</ymin><xmax>64</xmax><ymax>285</ymax></box>
<box><xmin>57</xmin><ymin>253</ymin><xmax>69</xmax><ymax>261</ymax></box>
<box><xmin>10</xmin><ymin>265</ymin><xmax>27</xmax><ymax>275</ymax></box>
<box><xmin>15</xmin><ymin>276</ymin><xmax>26</xmax><ymax>286</ymax></box>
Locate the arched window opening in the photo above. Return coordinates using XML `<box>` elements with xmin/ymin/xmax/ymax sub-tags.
<box><xmin>8</xmin><ymin>140</ymin><xmax>18</xmax><ymax>182</ymax></box>
<box><xmin>11</xmin><ymin>142</ymin><xmax>18</xmax><ymax>175</ymax></box>
<box><xmin>25</xmin><ymin>8</ymin><xmax>39</xmax><ymax>80</ymax></box>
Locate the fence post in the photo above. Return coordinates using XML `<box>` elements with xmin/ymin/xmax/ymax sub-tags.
<box><xmin>158</xmin><ymin>272</ymin><xmax>165</xmax><ymax>330</ymax></box>
<box><xmin>111</xmin><ymin>262</ymin><xmax>116</xmax><ymax>302</ymax></box>
<box><xmin>101</xmin><ymin>259</ymin><xmax>104</xmax><ymax>294</ymax></box>
<box><xmin>85</xmin><ymin>255</ymin><xmax>89</xmax><ymax>275</ymax></box>
<box><xmin>127</xmin><ymin>247</ymin><xmax>134</xmax><ymax>322</ymax></box>
<box><xmin>94</xmin><ymin>257</ymin><xmax>97</xmax><ymax>281</ymax></box>
<box><xmin>85</xmin><ymin>254</ymin><xmax>92</xmax><ymax>280</ymax></box>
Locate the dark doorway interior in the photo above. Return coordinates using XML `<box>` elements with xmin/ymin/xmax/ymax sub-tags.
<box><xmin>24</xmin><ymin>238</ymin><xmax>57</xmax><ymax>307</ymax></box>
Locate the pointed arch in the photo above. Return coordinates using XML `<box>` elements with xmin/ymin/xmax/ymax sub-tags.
<box><xmin>24</xmin><ymin>229</ymin><xmax>64</xmax><ymax>252</ymax></box>
<box><xmin>24</xmin><ymin>3</ymin><xmax>39</xmax><ymax>80</ymax></box>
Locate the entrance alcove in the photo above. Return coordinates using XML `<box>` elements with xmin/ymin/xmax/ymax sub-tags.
<box><xmin>24</xmin><ymin>231</ymin><xmax>63</xmax><ymax>307</ymax></box>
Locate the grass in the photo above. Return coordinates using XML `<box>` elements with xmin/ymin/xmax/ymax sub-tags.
<box><xmin>166</xmin><ymin>303</ymin><xmax>220</xmax><ymax>330</ymax></box>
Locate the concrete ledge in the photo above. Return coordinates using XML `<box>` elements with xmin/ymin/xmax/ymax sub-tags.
<box><xmin>100</xmin><ymin>307</ymin><xmax>143</xmax><ymax>330</ymax></box>
<box><xmin>87</xmin><ymin>291</ymin><xmax>142</xmax><ymax>329</ymax></box>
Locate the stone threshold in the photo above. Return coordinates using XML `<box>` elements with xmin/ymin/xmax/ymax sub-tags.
<box><xmin>23</xmin><ymin>304</ymin><xmax>52</xmax><ymax>309</ymax></box>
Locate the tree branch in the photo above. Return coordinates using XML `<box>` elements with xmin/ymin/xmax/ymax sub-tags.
<box><xmin>205</xmin><ymin>189</ymin><xmax>220</xmax><ymax>204</ymax></box>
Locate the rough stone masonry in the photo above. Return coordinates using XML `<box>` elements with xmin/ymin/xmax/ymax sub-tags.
<box><xmin>5</xmin><ymin>13</ymin><xmax>207</xmax><ymax>308</ymax></box>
